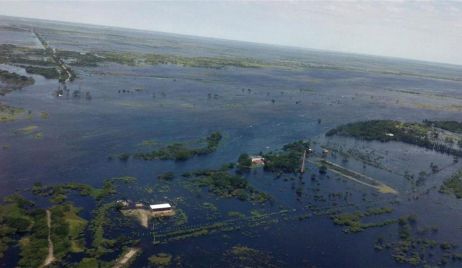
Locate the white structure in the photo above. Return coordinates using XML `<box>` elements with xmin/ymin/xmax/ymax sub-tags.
<box><xmin>150</xmin><ymin>203</ymin><xmax>172</xmax><ymax>211</ymax></box>
<box><xmin>250</xmin><ymin>156</ymin><xmax>265</xmax><ymax>165</ymax></box>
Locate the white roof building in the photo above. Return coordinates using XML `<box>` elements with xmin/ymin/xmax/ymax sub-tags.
<box><xmin>149</xmin><ymin>203</ymin><xmax>172</xmax><ymax>210</ymax></box>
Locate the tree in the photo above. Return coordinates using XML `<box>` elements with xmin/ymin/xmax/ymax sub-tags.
<box><xmin>238</xmin><ymin>153</ymin><xmax>252</xmax><ymax>169</ymax></box>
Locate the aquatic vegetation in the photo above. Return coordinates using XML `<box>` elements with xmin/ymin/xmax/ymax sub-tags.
<box><xmin>228</xmin><ymin>211</ymin><xmax>245</xmax><ymax>219</ymax></box>
<box><xmin>75</xmin><ymin>258</ymin><xmax>109</xmax><ymax>268</ymax></box>
<box><xmin>439</xmin><ymin>169</ymin><xmax>462</xmax><ymax>198</ymax></box>
<box><xmin>0</xmin><ymin>103</ymin><xmax>26</xmax><ymax>122</ymax></box>
<box><xmin>326</xmin><ymin>120</ymin><xmax>462</xmax><ymax>156</ymax></box>
<box><xmin>331</xmin><ymin>207</ymin><xmax>395</xmax><ymax>233</ymax></box>
<box><xmin>201</xmin><ymin>202</ymin><xmax>218</xmax><ymax>212</ymax></box>
<box><xmin>32</xmin><ymin>177</ymin><xmax>133</xmax><ymax>202</ymax></box>
<box><xmin>376</xmin><ymin>215</ymin><xmax>462</xmax><ymax>266</ymax></box>
<box><xmin>173</xmin><ymin>209</ymin><xmax>188</xmax><ymax>226</ymax></box>
<box><xmin>158</xmin><ymin>172</ymin><xmax>175</xmax><ymax>181</ymax></box>
<box><xmin>24</xmin><ymin>66</ymin><xmax>60</xmax><ymax>79</ymax></box>
<box><xmin>133</xmin><ymin>132</ymin><xmax>222</xmax><ymax>161</ymax></box>
<box><xmin>223</xmin><ymin>245</ymin><xmax>279</xmax><ymax>268</ymax></box>
<box><xmin>148</xmin><ymin>253</ymin><xmax>172</xmax><ymax>267</ymax></box>
<box><xmin>15</xmin><ymin>125</ymin><xmax>39</xmax><ymax>135</ymax></box>
<box><xmin>263</xmin><ymin>140</ymin><xmax>310</xmax><ymax>173</ymax></box>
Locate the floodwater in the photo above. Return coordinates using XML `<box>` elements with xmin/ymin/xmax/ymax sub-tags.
<box><xmin>1</xmin><ymin>16</ymin><xmax>462</xmax><ymax>267</ymax></box>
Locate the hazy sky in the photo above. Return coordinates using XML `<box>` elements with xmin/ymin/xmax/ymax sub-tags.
<box><xmin>1</xmin><ymin>1</ymin><xmax>461</xmax><ymax>65</ymax></box>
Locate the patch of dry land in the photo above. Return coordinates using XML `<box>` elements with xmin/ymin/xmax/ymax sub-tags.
<box><xmin>121</xmin><ymin>209</ymin><xmax>175</xmax><ymax>228</ymax></box>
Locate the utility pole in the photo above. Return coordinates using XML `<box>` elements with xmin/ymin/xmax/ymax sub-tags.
<box><xmin>300</xmin><ymin>150</ymin><xmax>306</xmax><ymax>173</ymax></box>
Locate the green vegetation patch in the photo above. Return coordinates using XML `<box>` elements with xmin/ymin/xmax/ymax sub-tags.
<box><xmin>424</xmin><ymin>120</ymin><xmax>462</xmax><ymax>134</ymax></box>
<box><xmin>149</xmin><ymin>253</ymin><xmax>172</xmax><ymax>267</ymax></box>
<box><xmin>0</xmin><ymin>194</ymin><xmax>35</xmax><ymax>258</ymax></box>
<box><xmin>0</xmin><ymin>69</ymin><xmax>34</xmax><ymax>95</ymax></box>
<box><xmin>133</xmin><ymin>132</ymin><xmax>222</xmax><ymax>161</ymax></box>
<box><xmin>88</xmin><ymin>202</ymin><xmax>117</xmax><ymax>257</ymax></box>
<box><xmin>32</xmin><ymin>181</ymin><xmax>117</xmax><ymax>202</ymax></box>
<box><xmin>184</xmin><ymin>168</ymin><xmax>270</xmax><ymax>202</ymax></box>
<box><xmin>326</xmin><ymin>120</ymin><xmax>462</xmax><ymax>156</ymax></box>
<box><xmin>375</xmin><ymin>215</ymin><xmax>462</xmax><ymax>266</ymax></box>
<box><xmin>101</xmin><ymin>51</ymin><xmax>267</xmax><ymax>69</ymax></box>
<box><xmin>18</xmin><ymin>209</ymin><xmax>48</xmax><ymax>268</ymax></box>
<box><xmin>223</xmin><ymin>245</ymin><xmax>279</xmax><ymax>268</ymax></box>
<box><xmin>263</xmin><ymin>140</ymin><xmax>310</xmax><ymax>173</ymax></box>
<box><xmin>32</xmin><ymin>177</ymin><xmax>134</xmax><ymax>203</ymax></box>
<box><xmin>0</xmin><ymin>103</ymin><xmax>26</xmax><ymax>122</ymax></box>
<box><xmin>24</xmin><ymin>66</ymin><xmax>60</xmax><ymax>79</ymax></box>
<box><xmin>439</xmin><ymin>169</ymin><xmax>462</xmax><ymax>198</ymax></box>
<box><xmin>50</xmin><ymin>204</ymin><xmax>87</xmax><ymax>256</ymax></box>
<box><xmin>331</xmin><ymin>207</ymin><xmax>395</xmax><ymax>233</ymax></box>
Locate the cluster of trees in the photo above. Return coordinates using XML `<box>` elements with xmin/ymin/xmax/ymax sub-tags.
<box><xmin>0</xmin><ymin>69</ymin><xmax>34</xmax><ymax>95</ymax></box>
<box><xmin>24</xmin><ymin>66</ymin><xmax>60</xmax><ymax>79</ymax></box>
<box><xmin>423</xmin><ymin>120</ymin><xmax>462</xmax><ymax>134</ymax></box>
<box><xmin>56</xmin><ymin>50</ymin><xmax>103</xmax><ymax>67</ymax></box>
<box><xmin>439</xmin><ymin>169</ymin><xmax>462</xmax><ymax>198</ymax></box>
<box><xmin>0</xmin><ymin>195</ymin><xmax>36</xmax><ymax>259</ymax></box>
<box><xmin>237</xmin><ymin>154</ymin><xmax>252</xmax><ymax>170</ymax></box>
<box><xmin>32</xmin><ymin>181</ymin><xmax>116</xmax><ymax>202</ymax></box>
<box><xmin>262</xmin><ymin>140</ymin><xmax>310</xmax><ymax>173</ymax></box>
<box><xmin>331</xmin><ymin>207</ymin><xmax>394</xmax><ymax>233</ymax></box>
<box><xmin>326</xmin><ymin>120</ymin><xmax>462</xmax><ymax>156</ymax></box>
<box><xmin>186</xmin><ymin>168</ymin><xmax>270</xmax><ymax>202</ymax></box>
<box><xmin>18</xmin><ymin>209</ymin><xmax>48</xmax><ymax>267</ymax></box>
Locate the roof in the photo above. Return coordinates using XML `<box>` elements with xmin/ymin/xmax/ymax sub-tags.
<box><xmin>149</xmin><ymin>203</ymin><xmax>172</xmax><ymax>210</ymax></box>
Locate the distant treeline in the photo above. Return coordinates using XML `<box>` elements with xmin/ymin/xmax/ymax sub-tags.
<box><xmin>326</xmin><ymin>120</ymin><xmax>462</xmax><ymax>157</ymax></box>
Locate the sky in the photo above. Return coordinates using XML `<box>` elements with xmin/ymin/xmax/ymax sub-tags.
<box><xmin>1</xmin><ymin>1</ymin><xmax>461</xmax><ymax>65</ymax></box>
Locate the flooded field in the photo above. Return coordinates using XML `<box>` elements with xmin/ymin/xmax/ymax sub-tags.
<box><xmin>1</xmin><ymin>15</ymin><xmax>462</xmax><ymax>267</ymax></box>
